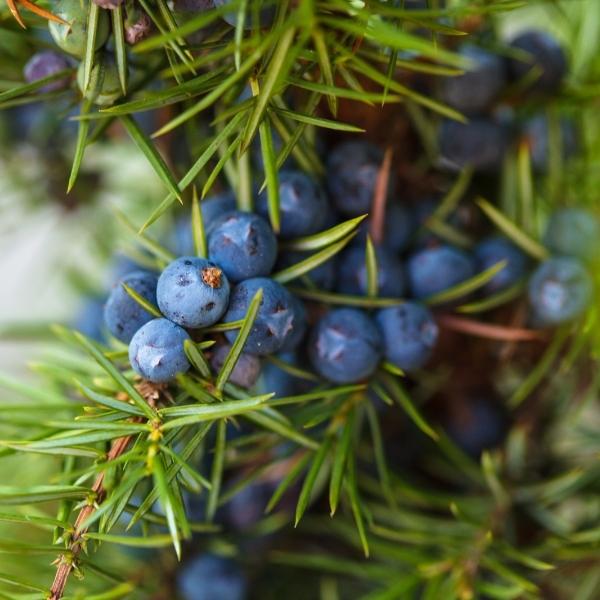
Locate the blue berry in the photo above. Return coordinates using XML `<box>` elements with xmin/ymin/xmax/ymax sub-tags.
<box><xmin>543</xmin><ymin>208</ymin><xmax>599</xmax><ymax>262</ymax></box>
<box><xmin>375</xmin><ymin>302</ymin><xmax>438</xmax><ymax>371</ymax></box>
<box><xmin>128</xmin><ymin>318</ymin><xmax>190</xmax><ymax>382</ymax></box>
<box><xmin>24</xmin><ymin>51</ymin><xmax>71</xmax><ymax>93</ymax></box>
<box><xmin>176</xmin><ymin>553</ymin><xmax>247</xmax><ymax>600</ymax></box>
<box><xmin>308</xmin><ymin>308</ymin><xmax>382</xmax><ymax>383</ymax></box>
<box><xmin>104</xmin><ymin>271</ymin><xmax>158</xmax><ymax>343</ymax></box>
<box><xmin>208</xmin><ymin>211</ymin><xmax>277</xmax><ymax>282</ymax></box>
<box><xmin>522</xmin><ymin>115</ymin><xmax>577</xmax><ymax>172</ymax></box>
<box><xmin>223</xmin><ymin>278</ymin><xmax>302</xmax><ymax>355</ymax></box>
<box><xmin>327</xmin><ymin>141</ymin><xmax>386</xmax><ymax>216</ymax></box>
<box><xmin>474</xmin><ymin>236</ymin><xmax>529</xmax><ymax>293</ymax></box>
<box><xmin>256</xmin><ymin>170</ymin><xmax>327</xmax><ymax>238</ymax></box>
<box><xmin>438</xmin><ymin>118</ymin><xmax>508</xmax><ymax>172</ymax></box>
<box><xmin>170</xmin><ymin>192</ymin><xmax>237</xmax><ymax>256</ymax></box>
<box><xmin>407</xmin><ymin>245</ymin><xmax>476</xmax><ymax>300</ymax></box>
<box><xmin>528</xmin><ymin>257</ymin><xmax>592</xmax><ymax>325</ymax></box>
<box><xmin>210</xmin><ymin>343</ymin><xmax>261</xmax><ymax>389</ymax></box>
<box><xmin>445</xmin><ymin>399</ymin><xmax>507</xmax><ymax>457</ymax></box>
<box><xmin>222</xmin><ymin>481</ymin><xmax>273</xmax><ymax>531</ymax></box>
<box><xmin>337</xmin><ymin>244</ymin><xmax>405</xmax><ymax>297</ymax></box>
<box><xmin>214</xmin><ymin>0</ymin><xmax>274</xmax><ymax>29</ymax></box>
<box><xmin>508</xmin><ymin>30</ymin><xmax>567</xmax><ymax>94</ymax></box>
<box><xmin>157</xmin><ymin>257</ymin><xmax>230</xmax><ymax>329</ymax></box>
<box><xmin>257</xmin><ymin>352</ymin><xmax>309</xmax><ymax>397</ymax></box>
<box><xmin>279</xmin><ymin>293</ymin><xmax>307</xmax><ymax>352</ymax></box>
<box><xmin>356</xmin><ymin>201</ymin><xmax>414</xmax><ymax>253</ymax></box>
<box><xmin>277</xmin><ymin>251</ymin><xmax>337</xmax><ymax>290</ymax></box>
<box><xmin>74</xmin><ymin>297</ymin><xmax>106</xmax><ymax>342</ymax></box>
<box><xmin>441</xmin><ymin>45</ymin><xmax>506</xmax><ymax>114</ymax></box>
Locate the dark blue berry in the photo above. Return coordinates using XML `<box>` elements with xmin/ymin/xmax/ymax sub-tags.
<box><xmin>522</xmin><ymin>115</ymin><xmax>577</xmax><ymax>172</ymax></box>
<box><xmin>438</xmin><ymin>118</ymin><xmax>508</xmax><ymax>172</ymax></box>
<box><xmin>276</xmin><ymin>251</ymin><xmax>337</xmax><ymax>290</ymax></box>
<box><xmin>104</xmin><ymin>271</ymin><xmax>158</xmax><ymax>343</ymax></box>
<box><xmin>508</xmin><ymin>30</ymin><xmax>567</xmax><ymax>94</ymax></box>
<box><xmin>157</xmin><ymin>257</ymin><xmax>230</xmax><ymax>329</ymax></box>
<box><xmin>24</xmin><ymin>51</ymin><xmax>71</xmax><ymax>93</ymax></box>
<box><xmin>210</xmin><ymin>343</ymin><xmax>261</xmax><ymax>389</ymax></box>
<box><xmin>543</xmin><ymin>208</ymin><xmax>599</xmax><ymax>261</ymax></box>
<box><xmin>256</xmin><ymin>352</ymin><xmax>309</xmax><ymax>397</ymax></box>
<box><xmin>528</xmin><ymin>257</ymin><xmax>592</xmax><ymax>325</ymax></box>
<box><xmin>223</xmin><ymin>278</ymin><xmax>302</xmax><ymax>355</ymax></box>
<box><xmin>474</xmin><ymin>236</ymin><xmax>529</xmax><ymax>293</ymax></box>
<box><xmin>309</xmin><ymin>308</ymin><xmax>382</xmax><ymax>383</ymax></box>
<box><xmin>222</xmin><ymin>481</ymin><xmax>273</xmax><ymax>531</ymax></box>
<box><xmin>214</xmin><ymin>0</ymin><xmax>274</xmax><ymax>29</ymax></box>
<box><xmin>337</xmin><ymin>244</ymin><xmax>405</xmax><ymax>297</ymax></box>
<box><xmin>441</xmin><ymin>45</ymin><xmax>506</xmax><ymax>114</ymax></box>
<box><xmin>407</xmin><ymin>245</ymin><xmax>476</xmax><ymax>300</ymax></box>
<box><xmin>327</xmin><ymin>141</ymin><xmax>386</xmax><ymax>216</ymax></box>
<box><xmin>170</xmin><ymin>192</ymin><xmax>237</xmax><ymax>256</ymax></box>
<box><xmin>74</xmin><ymin>297</ymin><xmax>106</xmax><ymax>342</ymax></box>
<box><xmin>445</xmin><ymin>398</ymin><xmax>507</xmax><ymax>457</ymax></box>
<box><xmin>176</xmin><ymin>553</ymin><xmax>247</xmax><ymax>600</ymax></box>
<box><xmin>256</xmin><ymin>170</ymin><xmax>327</xmax><ymax>238</ymax></box>
<box><xmin>208</xmin><ymin>211</ymin><xmax>277</xmax><ymax>282</ymax></box>
<box><xmin>375</xmin><ymin>302</ymin><xmax>438</xmax><ymax>371</ymax></box>
<box><xmin>128</xmin><ymin>318</ymin><xmax>190</xmax><ymax>382</ymax></box>
<box><xmin>278</xmin><ymin>293</ymin><xmax>307</xmax><ymax>352</ymax></box>
<box><xmin>356</xmin><ymin>201</ymin><xmax>414</xmax><ymax>253</ymax></box>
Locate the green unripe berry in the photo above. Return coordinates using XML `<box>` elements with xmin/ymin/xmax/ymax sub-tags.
<box><xmin>48</xmin><ymin>0</ymin><xmax>110</xmax><ymax>58</ymax></box>
<box><xmin>77</xmin><ymin>54</ymin><xmax>123</xmax><ymax>106</ymax></box>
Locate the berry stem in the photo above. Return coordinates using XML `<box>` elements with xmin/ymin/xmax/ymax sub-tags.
<box><xmin>369</xmin><ymin>146</ymin><xmax>393</xmax><ymax>245</ymax></box>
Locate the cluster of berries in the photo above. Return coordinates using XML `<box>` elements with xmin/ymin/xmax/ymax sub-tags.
<box><xmin>438</xmin><ymin>29</ymin><xmax>570</xmax><ymax>172</ymax></box>
<box><xmin>100</xmin><ymin>139</ymin><xmax>596</xmax><ymax>400</ymax></box>
<box><xmin>21</xmin><ymin>0</ymin><xmax>262</xmax><ymax>108</ymax></box>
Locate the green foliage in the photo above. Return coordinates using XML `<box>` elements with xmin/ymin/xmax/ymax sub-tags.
<box><xmin>0</xmin><ymin>0</ymin><xmax>600</xmax><ymax>599</ymax></box>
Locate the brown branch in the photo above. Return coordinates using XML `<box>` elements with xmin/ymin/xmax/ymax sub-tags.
<box><xmin>437</xmin><ymin>314</ymin><xmax>546</xmax><ymax>342</ymax></box>
<box><xmin>369</xmin><ymin>146</ymin><xmax>394</xmax><ymax>245</ymax></box>
<box><xmin>49</xmin><ymin>431</ymin><xmax>137</xmax><ymax>600</ymax></box>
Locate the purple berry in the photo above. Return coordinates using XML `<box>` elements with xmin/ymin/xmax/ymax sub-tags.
<box><xmin>92</xmin><ymin>0</ymin><xmax>123</xmax><ymax>8</ymax></box>
<box><xmin>24</xmin><ymin>51</ymin><xmax>71</xmax><ymax>93</ymax></box>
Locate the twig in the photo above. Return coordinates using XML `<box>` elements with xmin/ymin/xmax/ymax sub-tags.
<box><xmin>437</xmin><ymin>314</ymin><xmax>546</xmax><ymax>342</ymax></box>
<box><xmin>369</xmin><ymin>146</ymin><xmax>393</xmax><ymax>245</ymax></box>
<box><xmin>48</xmin><ymin>431</ymin><xmax>138</xmax><ymax>600</ymax></box>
